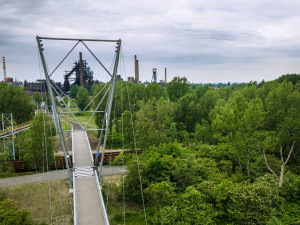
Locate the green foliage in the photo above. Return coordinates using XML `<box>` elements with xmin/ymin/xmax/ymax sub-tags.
<box><xmin>70</xmin><ymin>84</ymin><xmax>79</xmax><ymax>98</ymax></box>
<box><xmin>97</xmin><ymin>76</ymin><xmax>300</xmax><ymax>224</ymax></box>
<box><xmin>194</xmin><ymin>119</ymin><xmax>215</xmax><ymax>144</ymax></box>
<box><xmin>267</xmin><ymin>216</ymin><xmax>283</xmax><ymax>225</ymax></box>
<box><xmin>144</xmin><ymin>181</ymin><xmax>176</xmax><ymax>207</ymax></box>
<box><xmin>198</xmin><ymin>89</ymin><xmax>222</xmax><ymax>121</ymax></box>
<box><xmin>90</xmin><ymin>83</ymin><xmax>99</xmax><ymax>96</ymax></box>
<box><xmin>76</xmin><ymin>86</ymin><xmax>90</xmax><ymax>110</ymax></box>
<box><xmin>195</xmin><ymin>84</ymin><xmax>210</xmax><ymax>98</ymax></box>
<box><xmin>276</xmin><ymin>74</ymin><xmax>300</xmax><ymax>85</ymax></box>
<box><xmin>0</xmin><ymin>198</ymin><xmax>32</xmax><ymax>225</ymax></box>
<box><xmin>175</xmin><ymin>186</ymin><xmax>219</xmax><ymax>224</ymax></box>
<box><xmin>32</xmin><ymin>91</ymin><xmax>42</xmax><ymax>108</ymax></box>
<box><xmin>0</xmin><ymin>82</ymin><xmax>34</xmax><ymax>123</ymax></box>
<box><xmin>176</xmin><ymin>92</ymin><xmax>200</xmax><ymax>132</ymax></box>
<box><xmin>227</xmin><ymin>175</ymin><xmax>284</xmax><ymax>225</ymax></box>
<box><xmin>135</xmin><ymin>98</ymin><xmax>175</xmax><ymax>148</ymax></box>
<box><xmin>62</xmin><ymin>96</ymin><xmax>68</xmax><ymax>107</ymax></box>
<box><xmin>24</xmin><ymin>113</ymin><xmax>56</xmax><ymax>172</ymax></box>
<box><xmin>145</xmin><ymin>82</ymin><xmax>167</xmax><ymax>100</ymax></box>
<box><xmin>279</xmin><ymin>172</ymin><xmax>300</xmax><ymax>202</ymax></box>
<box><xmin>279</xmin><ymin>202</ymin><xmax>300</xmax><ymax>225</ymax></box>
<box><xmin>0</xmin><ymin>154</ymin><xmax>16</xmax><ymax>178</ymax></box>
<box><xmin>166</xmin><ymin>76</ymin><xmax>191</xmax><ymax>101</ymax></box>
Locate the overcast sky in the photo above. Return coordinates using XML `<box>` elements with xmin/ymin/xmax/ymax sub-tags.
<box><xmin>1</xmin><ymin>0</ymin><xmax>300</xmax><ymax>83</ymax></box>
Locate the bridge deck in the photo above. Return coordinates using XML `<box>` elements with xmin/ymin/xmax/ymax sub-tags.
<box><xmin>73</xmin><ymin>128</ymin><xmax>106</xmax><ymax>225</ymax></box>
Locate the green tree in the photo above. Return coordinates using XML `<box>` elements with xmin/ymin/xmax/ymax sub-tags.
<box><xmin>32</xmin><ymin>91</ymin><xmax>42</xmax><ymax>109</ymax></box>
<box><xmin>76</xmin><ymin>87</ymin><xmax>90</xmax><ymax>111</ymax></box>
<box><xmin>176</xmin><ymin>92</ymin><xmax>200</xmax><ymax>132</ymax></box>
<box><xmin>0</xmin><ymin>82</ymin><xmax>34</xmax><ymax>123</ymax></box>
<box><xmin>90</xmin><ymin>83</ymin><xmax>99</xmax><ymax>96</ymax></box>
<box><xmin>62</xmin><ymin>96</ymin><xmax>68</xmax><ymax>107</ymax></box>
<box><xmin>261</xmin><ymin>81</ymin><xmax>300</xmax><ymax>186</ymax></box>
<box><xmin>227</xmin><ymin>175</ymin><xmax>284</xmax><ymax>225</ymax></box>
<box><xmin>0</xmin><ymin>154</ymin><xmax>15</xmax><ymax>177</ymax></box>
<box><xmin>0</xmin><ymin>198</ymin><xmax>32</xmax><ymax>225</ymax></box>
<box><xmin>195</xmin><ymin>84</ymin><xmax>210</xmax><ymax>98</ymax></box>
<box><xmin>122</xmin><ymin>110</ymin><xmax>135</xmax><ymax>149</ymax></box>
<box><xmin>135</xmin><ymin>98</ymin><xmax>175</xmax><ymax>148</ymax></box>
<box><xmin>124</xmin><ymin>142</ymin><xmax>184</xmax><ymax>203</ymax></box>
<box><xmin>24</xmin><ymin>113</ymin><xmax>56</xmax><ymax>172</ymax></box>
<box><xmin>70</xmin><ymin>84</ymin><xmax>79</xmax><ymax>98</ymax></box>
<box><xmin>198</xmin><ymin>89</ymin><xmax>221</xmax><ymax>121</ymax></box>
<box><xmin>166</xmin><ymin>76</ymin><xmax>191</xmax><ymax>101</ymax></box>
<box><xmin>211</xmin><ymin>93</ymin><xmax>265</xmax><ymax>177</ymax></box>
<box><xmin>194</xmin><ymin>119</ymin><xmax>215</xmax><ymax>144</ymax></box>
<box><xmin>145</xmin><ymin>82</ymin><xmax>167</xmax><ymax>101</ymax></box>
<box><xmin>163</xmin><ymin>186</ymin><xmax>219</xmax><ymax>225</ymax></box>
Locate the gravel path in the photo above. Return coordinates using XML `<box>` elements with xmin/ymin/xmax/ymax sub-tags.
<box><xmin>0</xmin><ymin>166</ymin><xmax>126</xmax><ymax>188</ymax></box>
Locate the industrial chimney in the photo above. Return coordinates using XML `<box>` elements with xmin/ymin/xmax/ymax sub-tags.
<box><xmin>79</xmin><ymin>52</ymin><xmax>84</xmax><ymax>87</ymax></box>
<box><xmin>165</xmin><ymin>67</ymin><xmax>167</xmax><ymax>86</ymax></box>
<box><xmin>134</xmin><ymin>55</ymin><xmax>139</xmax><ymax>84</ymax></box>
<box><xmin>2</xmin><ymin>57</ymin><xmax>6</xmax><ymax>81</ymax></box>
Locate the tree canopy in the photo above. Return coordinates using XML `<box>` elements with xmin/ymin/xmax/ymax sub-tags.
<box><xmin>0</xmin><ymin>82</ymin><xmax>34</xmax><ymax>123</ymax></box>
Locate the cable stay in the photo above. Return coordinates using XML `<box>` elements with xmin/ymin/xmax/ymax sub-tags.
<box><xmin>121</xmin><ymin>49</ymin><xmax>148</xmax><ymax>225</ymax></box>
<box><xmin>36</xmin><ymin>36</ymin><xmax>121</xmax><ymax>225</ymax></box>
<box><xmin>36</xmin><ymin>36</ymin><xmax>148</xmax><ymax>225</ymax></box>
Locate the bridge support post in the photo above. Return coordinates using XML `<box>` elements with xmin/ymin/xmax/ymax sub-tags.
<box><xmin>96</xmin><ymin>40</ymin><xmax>121</xmax><ymax>180</ymax></box>
<box><xmin>1</xmin><ymin>113</ymin><xmax>15</xmax><ymax>160</ymax></box>
<box><xmin>36</xmin><ymin>36</ymin><xmax>73</xmax><ymax>187</ymax></box>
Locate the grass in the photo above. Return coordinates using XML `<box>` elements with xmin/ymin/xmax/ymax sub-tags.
<box><xmin>60</xmin><ymin>110</ymin><xmax>98</xmax><ymax>133</ymax></box>
<box><xmin>61</xmin><ymin>120</ymin><xmax>72</xmax><ymax>130</ymax></box>
<box><xmin>0</xmin><ymin>174</ymin><xmax>146</xmax><ymax>225</ymax></box>
<box><xmin>0</xmin><ymin>180</ymin><xmax>73</xmax><ymax>225</ymax></box>
<box><xmin>102</xmin><ymin>174</ymin><xmax>147</xmax><ymax>225</ymax></box>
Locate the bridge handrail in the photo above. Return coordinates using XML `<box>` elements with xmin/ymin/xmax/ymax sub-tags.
<box><xmin>95</xmin><ymin>172</ymin><xmax>110</xmax><ymax>225</ymax></box>
<box><xmin>73</xmin><ymin>172</ymin><xmax>77</xmax><ymax>225</ymax></box>
<box><xmin>0</xmin><ymin>121</ymin><xmax>31</xmax><ymax>135</ymax></box>
<box><xmin>72</xmin><ymin>125</ymin><xmax>75</xmax><ymax>164</ymax></box>
<box><xmin>84</xmin><ymin>131</ymin><xmax>94</xmax><ymax>163</ymax></box>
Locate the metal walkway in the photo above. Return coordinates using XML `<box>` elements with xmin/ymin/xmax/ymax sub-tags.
<box><xmin>73</xmin><ymin>124</ymin><xmax>108</xmax><ymax>225</ymax></box>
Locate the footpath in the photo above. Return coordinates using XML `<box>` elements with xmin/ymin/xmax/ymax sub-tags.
<box><xmin>0</xmin><ymin>166</ymin><xmax>125</xmax><ymax>188</ymax></box>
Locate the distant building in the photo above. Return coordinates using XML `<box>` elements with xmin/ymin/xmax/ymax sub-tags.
<box><xmin>24</xmin><ymin>79</ymin><xmax>62</xmax><ymax>92</ymax></box>
<box><xmin>24</xmin><ymin>80</ymin><xmax>46</xmax><ymax>92</ymax></box>
<box><xmin>116</xmin><ymin>75</ymin><xmax>123</xmax><ymax>82</ymax></box>
<box><xmin>159</xmin><ymin>80</ymin><xmax>166</xmax><ymax>86</ymax></box>
<box><xmin>3</xmin><ymin>77</ymin><xmax>23</xmax><ymax>87</ymax></box>
<box><xmin>127</xmin><ymin>77</ymin><xmax>135</xmax><ymax>83</ymax></box>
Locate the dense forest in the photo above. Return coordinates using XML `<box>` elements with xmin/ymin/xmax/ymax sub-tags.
<box><xmin>93</xmin><ymin>74</ymin><xmax>300</xmax><ymax>225</ymax></box>
<box><xmin>0</xmin><ymin>74</ymin><xmax>299</xmax><ymax>224</ymax></box>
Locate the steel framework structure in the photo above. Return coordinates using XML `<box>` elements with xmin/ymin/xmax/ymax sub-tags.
<box><xmin>1</xmin><ymin>113</ymin><xmax>15</xmax><ymax>159</ymax></box>
<box><xmin>36</xmin><ymin>36</ymin><xmax>121</xmax><ymax>224</ymax></box>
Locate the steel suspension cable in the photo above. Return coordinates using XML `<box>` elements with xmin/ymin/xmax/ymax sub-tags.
<box><xmin>39</xmin><ymin>55</ymin><xmax>53</xmax><ymax>223</ymax></box>
<box><xmin>121</xmin><ymin>49</ymin><xmax>148</xmax><ymax>225</ymax></box>
<box><xmin>49</xmin><ymin>41</ymin><xmax>80</xmax><ymax>77</ymax></box>
<box><xmin>120</xmin><ymin>67</ymin><xmax>126</xmax><ymax>225</ymax></box>
<box><xmin>81</xmin><ymin>41</ymin><xmax>112</xmax><ymax>77</ymax></box>
<box><xmin>48</xmin><ymin>115</ymin><xmax>65</xmax><ymax>224</ymax></box>
<box><xmin>50</xmin><ymin>81</ymin><xmax>81</xmax><ymax>111</ymax></box>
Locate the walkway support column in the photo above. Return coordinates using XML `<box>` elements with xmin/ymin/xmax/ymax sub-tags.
<box><xmin>36</xmin><ymin>36</ymin><xmax>73</xmax><ymax>187</ymax></box>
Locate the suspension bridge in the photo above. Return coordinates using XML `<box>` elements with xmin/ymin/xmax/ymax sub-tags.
<box><xmin>36</xmin><ymin>36</ymin><xmax>122</xmax><ymax>225</ymax></box>
<box><xmin>0</xmin><ymin>36</ymin><xmax>148</xmax><ymax>225</ymax></box>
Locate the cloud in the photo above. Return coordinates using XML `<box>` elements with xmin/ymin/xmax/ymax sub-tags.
<box><xmin>1</xmin><ymin>0</ymin><xmax>300</xmax><ymax>82</ymax></box>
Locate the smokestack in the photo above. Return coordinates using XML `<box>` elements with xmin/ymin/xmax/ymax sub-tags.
<box><xmin>165</xmin><ymin>67</ymin><xmax>167</xmax><ymax>86</ymax></box>
<box><xmin>2</xmin><ymin>57</ymin><xmax>6</xmax><ymax>80</ymax></box>
<box><xmin>134</xmin><ymin>55</ymin><xmax>139</xmax><ymax>84</ymax></box>
<box><xmin>79</xmin><ymin>52</ymin><xmax>84</xmax><ymax>87</ymax></box>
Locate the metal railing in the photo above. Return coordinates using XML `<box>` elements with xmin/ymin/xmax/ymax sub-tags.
<box><xmin>95</xmin><ymin>172</ymin><xmax>110</xmax><ymax>225</ymax></box>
